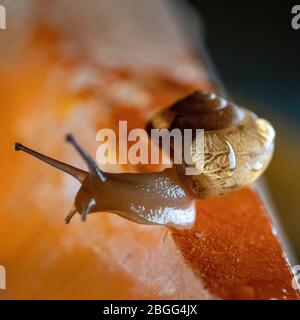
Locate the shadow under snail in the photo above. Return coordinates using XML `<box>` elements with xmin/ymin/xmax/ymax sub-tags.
<box><xmin>14</xmin><ymin>90</ymin><xmax>275</xmax><ymax>228</ymax></box>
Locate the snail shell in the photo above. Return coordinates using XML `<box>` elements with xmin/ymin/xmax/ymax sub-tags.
<box><xmin>148</xmin><ymin>90</ymin><xmax>275</xmax><ymax>198</ymax></box>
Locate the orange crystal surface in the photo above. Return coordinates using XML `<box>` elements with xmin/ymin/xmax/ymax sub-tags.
<box><xmin>0</xmin><ymin>17</ymin><xmax>298</xmax><ymax>299</ymax></box>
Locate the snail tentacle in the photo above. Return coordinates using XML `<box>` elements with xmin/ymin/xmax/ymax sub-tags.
<box><xmin>65</xmin><ymin>134</ymin><xmax>106</xmax><ymax>182</ymax></box>
<box><xmin>81</xmin><ymin>198</ymin><xmax>96</xmax><ymax>222</ymax></box>
<box><xmin>65</xmin><ymin>205</ymin><xmax>77</xmax><ymax>224</ymax></box>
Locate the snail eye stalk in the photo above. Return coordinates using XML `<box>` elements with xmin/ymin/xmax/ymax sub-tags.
<box><xmin>14</xmin><ymin>142</ymin><xmax>87</xmax><ymax>183</ymax></box>
<box><xmin>65</xmin><ymin>134</ymin><xmax>106</xmax><ymax>182</ymax></box>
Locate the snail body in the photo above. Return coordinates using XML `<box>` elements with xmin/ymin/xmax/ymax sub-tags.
<box><xmin>76</xmin><ymin>169</ymin><xmax>195</xmax><ymax>227</ymax></box>
<box><xmin>14</xmin><ymin>137</ymin><xmax>196</xmax><ymax>228</ymax></box>
<box><xmin>15</xmin><ymin>90</ymin><xmax>275</xmax><ymax>228</ymax></box>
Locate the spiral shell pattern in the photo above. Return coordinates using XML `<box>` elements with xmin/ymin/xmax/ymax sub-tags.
<box><xmin>148</xmin><ymin>90</ymin><xmax>275</xmax><ymax>198</ymax></box>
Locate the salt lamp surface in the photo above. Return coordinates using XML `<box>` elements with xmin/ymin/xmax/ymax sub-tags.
<box><xmin>0</xmin><ymin>0</ymin><xmax>298</xmax><ymax>300</ymax></box>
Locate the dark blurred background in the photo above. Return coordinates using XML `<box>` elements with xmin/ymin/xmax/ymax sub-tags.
<box><xmin>186</xmin><ymin>0</ymin><xmax>300</xmax><ymax>260</ymax></box>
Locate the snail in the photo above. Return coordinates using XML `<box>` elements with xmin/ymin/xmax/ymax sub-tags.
<box><xmin>14</xmin><ymin>90</ymin><xmax>275</xmax><ymax>228</ymax></box>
